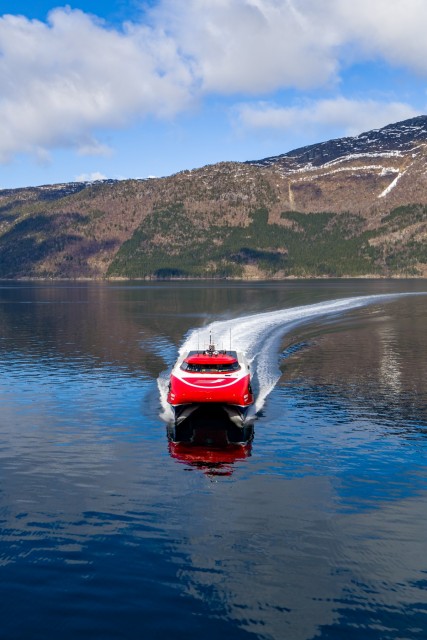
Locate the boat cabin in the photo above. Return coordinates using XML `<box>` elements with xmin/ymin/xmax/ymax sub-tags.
<box><xmin>181</xmin><ymin>350</ymin><xmax>241</xmax><ymax>373</ymax></box>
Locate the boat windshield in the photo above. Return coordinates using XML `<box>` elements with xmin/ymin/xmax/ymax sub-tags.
<box><xmin>181</xmin><ymin>361</ymin><xmax>241</xmax><ymax>373</ymax></box>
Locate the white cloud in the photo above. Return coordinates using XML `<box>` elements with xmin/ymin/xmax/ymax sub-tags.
<box><xmin>151</xmin><ymin>0</ymin><xmax>427</xmax><ymax>94</ymax></box>
<box><xmin>332</xmin><ymin>0</ymin><xmax>427</xmax><ymax>73</ymax></box>
<box><xmin>75</xmin><ymin>171</ymin><xmax>108</xmax><ymax>182</ymax></box>
<box><xmin>236</xmin><ymin>98</ymin><xmax>420</xmax><ymax>137</ymax></box>
<box><xmin>0</xmin><ymin>7</ymin><xmax>193</xmax><ymax>162</ymax></box>
<box><xmin>77</xmin><ymin>138</ymin><xmax>113</xmax><ymax>157</ymax></box>
<box><xmin>1</xmin><ymin>1</ymin><xmax>427</xmax><ymax>163</ymax></box>
<box><xmin>149</xmin><ymin>0</ymin><xmax>340</xmax><ymax>93</ymax></box>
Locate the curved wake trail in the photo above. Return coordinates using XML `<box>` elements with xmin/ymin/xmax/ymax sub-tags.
<box><xmin>159</xmin><ymin>293</ymin><xmax>420</xmax><ymax>419</ymax></box>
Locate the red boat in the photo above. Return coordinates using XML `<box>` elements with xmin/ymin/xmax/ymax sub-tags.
<box><xmin>167</xmin><ymin>339</ymin><xmax>254</xmax><ymax>427</ymax></box>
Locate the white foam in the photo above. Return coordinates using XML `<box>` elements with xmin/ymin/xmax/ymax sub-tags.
<box><xmin>159</xmin><ymin>293</ymin><xmax>420</xmax><ymax>417</ymax></box>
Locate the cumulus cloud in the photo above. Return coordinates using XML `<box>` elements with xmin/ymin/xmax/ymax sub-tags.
<box><xmin>236</xmin><ymin>98</ymin><xmax>419</xmax><ymax>137</ymax></box>
<box><xmin>0</xmin><ymin>7</ymin><xmax>193</xmax><ymax>162</ymax></box>
<box><xmin>151</xmin><ymin>0</ymin><xmax>427</xmax><ymax>93</ymax></box>
<box><xmin>75</xmin><ymin>171</ymin><xmax>108</xmax><ymax>182</ymax></box>
<box><xmin>149</xmin><ymin>0</ymin><xmax>341</xmax><ymax>93</ymax></box>
<box><xmin>1</xmin><ymin>1</ymin><xmax>427</xmax><ymax>163</ymax></box>
<box><xmin>77</xmin><ymin>138</ymin><xmax>113</xmax><ymax>157</ymax></box>
<box><xmin>332</xmin><ymin>0</ymin><xmax>427</xmax><ymax>73</ymax></box>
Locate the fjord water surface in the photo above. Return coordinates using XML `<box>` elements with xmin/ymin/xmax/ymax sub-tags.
<box><xmin>0</xmin><ymin>280</ymin><xmax>426</xmax><ymax>640</ymax></box>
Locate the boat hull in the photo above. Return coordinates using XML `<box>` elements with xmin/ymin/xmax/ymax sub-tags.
<box><xmin>172</xmin><ymin>401</ymin><xmax>253</xmax><ymax>427</ymax></box>
<box><xmin>167</xmin><ymin>403</ymin><xmax>255</xmax><ymax>447</ymax></box>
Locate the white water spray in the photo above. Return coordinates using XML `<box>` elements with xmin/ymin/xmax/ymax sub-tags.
<box><xmin>158</xmin><ymin>293</ymin><xmax>419</xmax><ymax>418</ymax></box>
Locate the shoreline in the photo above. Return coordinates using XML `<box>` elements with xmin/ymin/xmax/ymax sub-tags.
<box><xmin>1</xmin><ymin>274</ymin><xmax>427</xmax><ymax>283</ymax></box>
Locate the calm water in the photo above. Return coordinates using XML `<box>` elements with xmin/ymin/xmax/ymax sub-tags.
<box><xmin>0</xmin><ymin>280</ymin><xmax>426</xmax><ymax>640</ymax></box>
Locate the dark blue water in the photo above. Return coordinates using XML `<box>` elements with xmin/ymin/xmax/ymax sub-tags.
<box><xmin>0</xmin><ymin>280</ymin><xmax>426</xmax><ymax>639</ymax></box>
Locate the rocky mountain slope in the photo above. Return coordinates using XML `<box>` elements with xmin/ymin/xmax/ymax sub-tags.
<box><xmin>248</xmin><ymin>115</ymin><xmax>427</xmax><ymax>218</ymax></box>
<box><xmin>1</xmin><ymin>116</ymin><xmax>427</xmax><ymax>279</ymax></box>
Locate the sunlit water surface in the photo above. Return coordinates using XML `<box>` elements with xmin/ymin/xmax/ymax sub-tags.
<box><xmin>0</xmin><ymin>280</ymin><xmax>426</xmax><ymax>640</ymax></box>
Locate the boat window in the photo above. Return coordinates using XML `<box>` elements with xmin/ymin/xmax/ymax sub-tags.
<box><xmin>181</xmin><ymin>361</ymin><xmax>241</xmax><ymax>373</ymax></box>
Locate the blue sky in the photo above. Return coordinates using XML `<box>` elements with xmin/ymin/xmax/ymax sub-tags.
<box><xmin>0</xmin><ymin>0</ymin><xmax>426</xmax><ymax>188</ymax></box>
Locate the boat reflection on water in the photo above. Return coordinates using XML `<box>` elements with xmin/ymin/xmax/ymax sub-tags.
<box><xmin>167</xmin><ymin>405</ymin><xmax>254</xmax><ymax>477</ymax></box>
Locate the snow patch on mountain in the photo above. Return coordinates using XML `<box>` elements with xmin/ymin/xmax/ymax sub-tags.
<box><xmin>378</xmin><ymin>170</ymin><xmax>406</xmax><ymax>198</ymax></box>
<box><xmin>248</xmin><ymin>115</ymin><xmax>427</xmax><ymax>172</ymax></box>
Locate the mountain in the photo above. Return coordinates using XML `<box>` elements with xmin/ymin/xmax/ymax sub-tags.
<box><xmin>1</xmin><ymin>116</ymin><xmax>427</xmax><ymax>279</ymax></box>
<box><xmin>248</xmin><ymin>115</ymin><xmax>427</xmax><ymax>169</ymax></box>
<box><xmin>246</xmin><ymin>115</ymin><xmax>427</xmax><ymax>217</ymax></box>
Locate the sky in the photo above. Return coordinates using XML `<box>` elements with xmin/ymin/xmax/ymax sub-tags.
<box><xmin>0</xmin><ymin>0</ymin><xmax>426</xmax><ymax>189</ymax></box>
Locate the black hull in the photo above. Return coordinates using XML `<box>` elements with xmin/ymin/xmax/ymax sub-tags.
<box><xmin>168</xmin><ymin>403</ymin><xmax>255</xmax><ymax>445</ymax></box>
<box><xmin>172</xmin><ymin>402</ymin><xmax>254</xmax><ymax>428</ymax></box>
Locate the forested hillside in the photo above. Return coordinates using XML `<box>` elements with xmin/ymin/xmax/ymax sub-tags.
<box><xmin>1</xmin><ymin>117</ymin><xmax>427</xmax><ymax>279</ymax></box>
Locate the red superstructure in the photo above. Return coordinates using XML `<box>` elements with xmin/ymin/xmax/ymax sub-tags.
<box><xmin>167</xmin><ymin>341</ymin><xmax>254</xmax><ymax>427</ymax></box>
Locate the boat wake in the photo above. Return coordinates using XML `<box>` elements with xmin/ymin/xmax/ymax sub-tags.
<box><xmin>158</xmin><ymin>293</ymin><xmax>416</xmax><ymax>421</ymax></box>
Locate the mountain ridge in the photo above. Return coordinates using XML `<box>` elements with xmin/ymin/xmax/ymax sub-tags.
<box><xmin>1</xmin><ymin>116</ymin><xmax>427</xmax><ymax>279</ymax></box>
<box><xmin>247</xmin><ymin>115</ymin><xmax>427</xmax><ymax>170</ymax></box>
